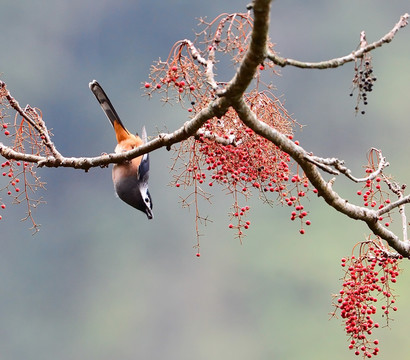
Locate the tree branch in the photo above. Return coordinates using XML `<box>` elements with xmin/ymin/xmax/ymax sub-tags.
<box><xmin>308</xmin><ymin>149</ymin><xmax>389</xmax><ymax>183</ymax></box>
<box><xmin>232</xmin><ymin>96</ymin><xmax>410</xmax><ymax>257</ymax></box>
<box><xmin>0</xmin><ymin>81</ymin><xmax>63</xmax><ymax>160</ymax></box>
<box><xmin>0</xmin><ymin>94</ymin><xmax>230</xmax><ymax>170</ymax></box>
<box><xmin>266</xmin><ymin>13</ymin><xmax>409</xmax><ymax>69</ymax></box>
<box><xmin>1</xmin><ymin>0</ymin><xmax>410</xmax><ymax>258</ymax></box>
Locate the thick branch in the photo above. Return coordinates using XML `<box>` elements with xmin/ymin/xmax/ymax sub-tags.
<box><xmin>0</xmin><ymin>98</ymin><xmax>230</xmax><ymax>170</ymax></box>
<box><xmin>220</xmin><ymin>0</ymin><xmax>272</xmax><ymax>97</ymax></box>
<box><xmin>232</xmin><ymin>97</ymin><xmax>410</xmax><ymax>257</ymax></box>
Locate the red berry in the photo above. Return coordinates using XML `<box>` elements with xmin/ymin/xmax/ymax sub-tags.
<box><xmin>2</xmin><ymin>124</ymin><xmax>7</xmax><ymax>129</ymax></box>
<box><xmin>196</xmin><ymin>253</ymin><xmax>200</xmax><ymax>257</ymax></box>
<box><xmin>1</xmin><ymin>204</ymin><xmax>5</xmax><ymax>209</ymax></box>
<box><xmin>4</xmin><ymin>130</ymin><xmax>10</xmax><ymax>136</ymax></box>
<box><xmin>299</xmin><ymin>229</ymin><xmax>305</xmax><ymax>234</ymax></box>
<box><xmin>144</xmin><ymin>82</ymin><xmax>151</xmax><ymax>88</ymax></box>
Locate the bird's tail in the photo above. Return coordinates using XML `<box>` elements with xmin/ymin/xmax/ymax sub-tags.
<box><xmin>89</xmin><ymin>80</ymin><xmax>130</xmax><ymax>138</ymax></box>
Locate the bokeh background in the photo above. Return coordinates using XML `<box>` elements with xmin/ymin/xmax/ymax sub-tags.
<box><xmin>1</xmin><ymin>1</ymin><xmax>410</xmax><ymax>359</ymax></box>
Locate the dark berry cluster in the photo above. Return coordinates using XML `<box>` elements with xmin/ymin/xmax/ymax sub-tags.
<box><xmin>332</xmin><ymin>242</ymin><xmax>402</xmax><ymax>358</ymax></box>
<box><xmin>350</xmin><ymin>55</ymin><xmax>376</xmax><ymax>115</ymax></box>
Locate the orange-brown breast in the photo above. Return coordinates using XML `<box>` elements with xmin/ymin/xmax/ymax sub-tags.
<box><xmin>112</xmin><ymin>130</ymin><xmax>144</xmax><ymax>182</ymax></box>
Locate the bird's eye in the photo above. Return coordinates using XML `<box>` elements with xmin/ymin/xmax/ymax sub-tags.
<box><xmin>145</xmin><ymin>197</ymin><xmax>149</xmax><ymax>203</ymax></box>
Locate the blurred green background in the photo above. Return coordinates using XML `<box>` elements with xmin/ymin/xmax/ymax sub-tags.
<box><xmin>1</xmin><ymin>1</ymin><xmax>409</xmax><ymax>359</ymax></box>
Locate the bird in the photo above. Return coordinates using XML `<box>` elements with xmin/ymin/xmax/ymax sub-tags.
<box><xmin>89</xmin><ymin>80</ymin><xmax>153</xmax><ymax>219</ymax></box>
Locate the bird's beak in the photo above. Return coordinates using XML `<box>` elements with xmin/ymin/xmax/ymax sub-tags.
<box><xmin>146</xmin><ymin>208</ymin><xmax>153</xmax><ymax>220</ymax></box>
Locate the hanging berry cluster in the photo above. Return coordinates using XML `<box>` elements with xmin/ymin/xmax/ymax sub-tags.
<box><xmin>356</xmin><ymin>149</ymin><xmax>395</xmax><ymax>228</ymax></box>
<box><xmin>144</xmin><ymin>12</ymin><xmax>276</xmax><ymax>110</ymax></box>
<box><xmin>350</xmin><ymin>32</ymin><xmax>377</xmax><ymax>115</ymax></box>
<box><xmin>332</xmin><ymin>239</ymin><xmax>402</xmax><ymax>358</ymax></box>
<box><xmin>144</xmin><ymin>13</ymin><xmax>314</xmax><ymax>246</ymax></box>
<box><xmin>0</xmin><ymin>92</ymin><xmax>47</xmax><ymax>232</ymax></box>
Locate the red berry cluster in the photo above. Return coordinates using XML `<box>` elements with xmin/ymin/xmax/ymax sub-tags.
<box><xmin>0</xmin><ymin>103</ymin><xmax>48</xmax><ymax>232</ymax></box>
<box><xmin>144</xmin><ymin>13</ymin><xmax>308</xmax><ymax>242</ymax></box>
<box><xmin>228</xmin><ymin>202</ymin><xmax>251</xmax><ymax>241</ymax></box>
<box><xmin>2</xmin><ymin>122</ymin><xmax>10</xmax><ymax>136</ymax></box>
<box><xmin>332</xmin><ymin>241</ymin><xmax>401</xmax><ymax>358</ymax></box>
<box><xmin>356</xmin><ymin>159</ymin><xmax>392</xmax><ymax>228</ymax></box>
<box><xmin>1</xmin><ymin>160</ymin><xmax>23</xmax><ymax>193</ymax></box>
<box><xmin>1</xmin><ymin>159</ymin><xmax>32</xmax><ymax>222</ymax></box>
<box><xmin>144</xmin><ymin>12</ymin><xmax>276</xmax><ymax>112</ymax></box>
<box><xmin>170</xmin><ymin>90</ymin><xmax>313</xmax><ymax>240</ymax></box>
<box><xmin>198</xmin><ymin>106</ymin><xmax>292</xmax><ymax>190</ymax></box>
<box><xmin>144</xmin><ymin>62</ymin><xmax>201</xmax><ymax>110</ymax></box>
<box><xmin>0</xmin><ymin>157</ymin><xmax>45</xmax><ymax>232</ymax></box>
